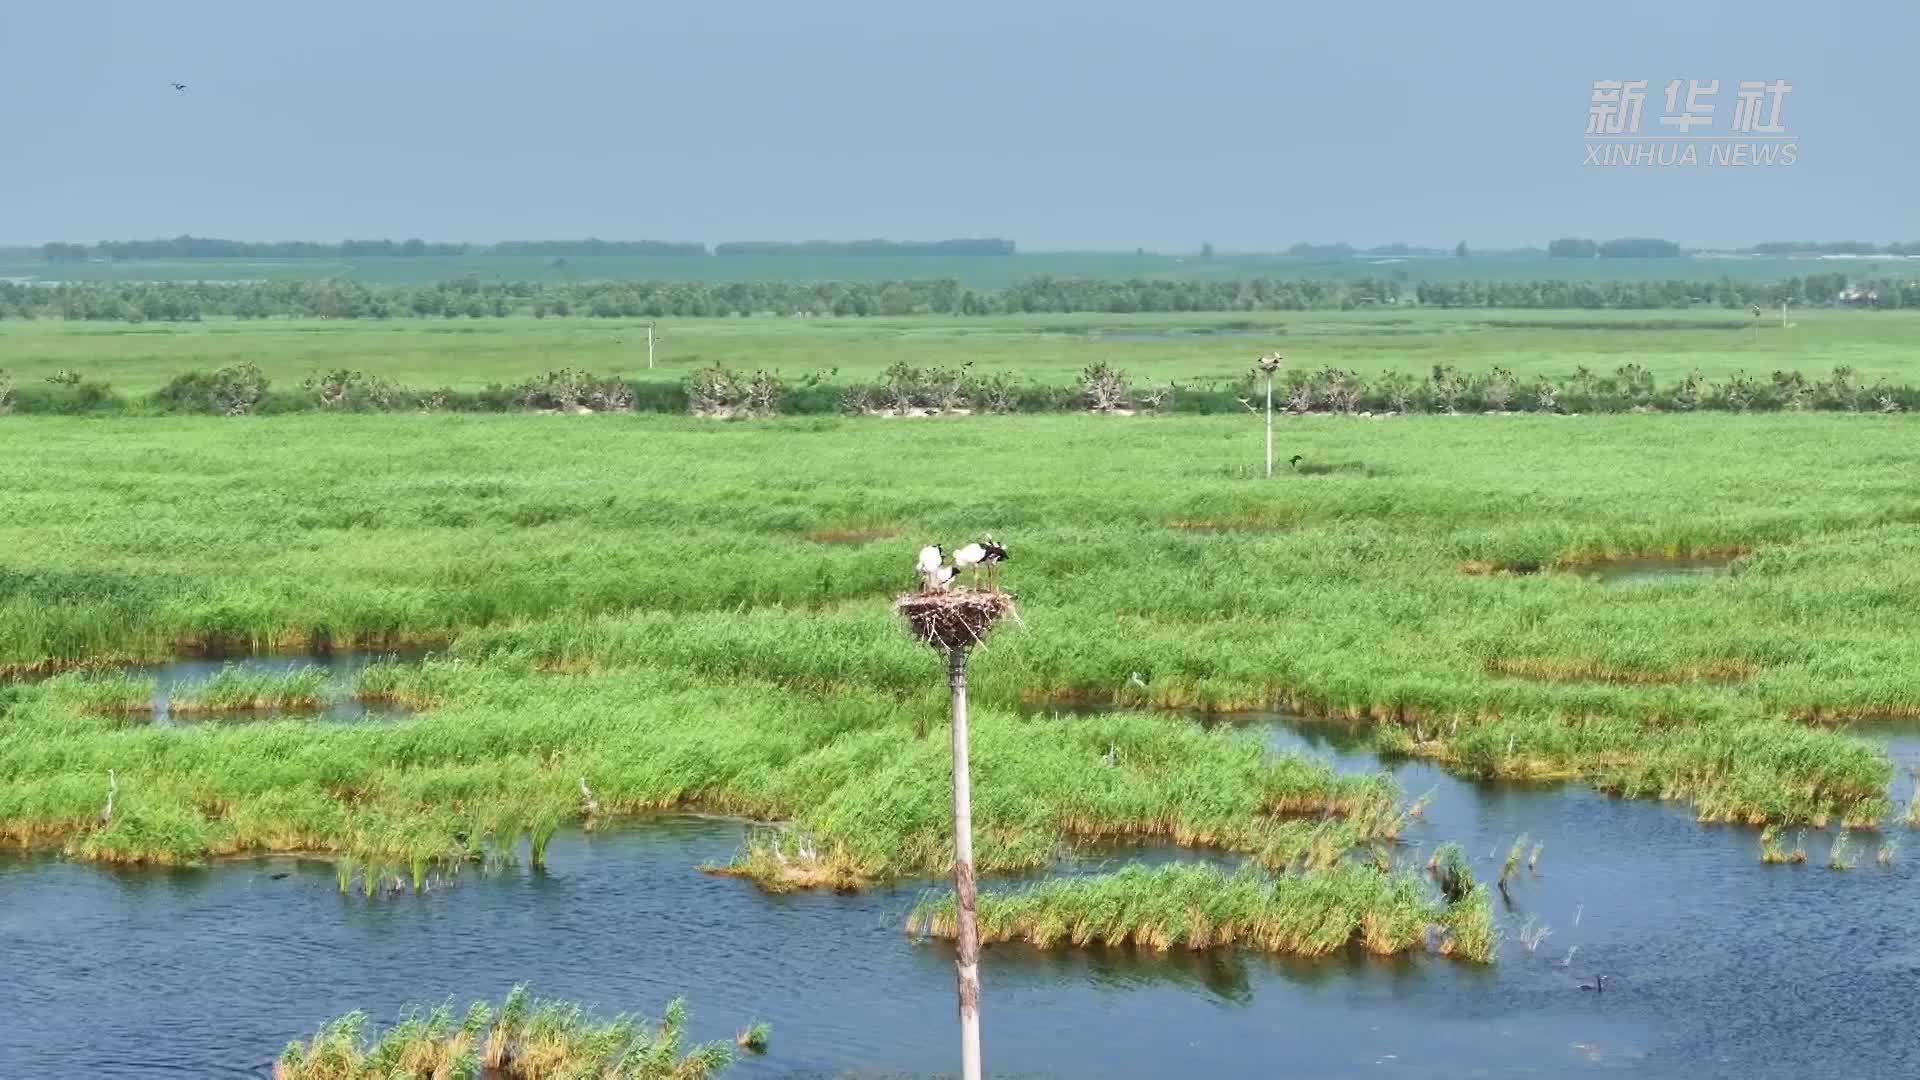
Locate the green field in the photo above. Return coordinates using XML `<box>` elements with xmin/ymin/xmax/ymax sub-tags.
<box><xmin>3</xmin><ymin>304</ymin><xmax>1917</xmax><ymax>966</ymax></box>
<box><xmin>2</xmin><ymin>403</ymin><xmax>1915</xmax><ymax>875</ymax></box>
<box><xmin>3</xmin><ymin>308</ymin><xmax>1915</xmax><ymax>396</ymax></box>
<box><xmin>5</xmin><ymin>251</ymin><xmax>1911</xmax><ymax>288</ymax></box>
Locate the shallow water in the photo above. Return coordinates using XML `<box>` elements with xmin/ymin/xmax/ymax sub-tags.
<box><xmin>128</xmin><ymin>651</ymin><xmax>420</xmax><ymax>724</ymax></box>
<box><xmin>4</xmin><ymin>712</ymin><xmax>1920</xmax><ymax>1078</ymax></box>
<box><xmin>1562</xmin><ymin>557</ymin><xmax>1739</xmax><ymax>586</ymax></box>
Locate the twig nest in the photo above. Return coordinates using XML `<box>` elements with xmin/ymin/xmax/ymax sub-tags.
<box><xmin>896</xmin><ymin>588</ymin><xmax>1019</xmax><ymax>650</ymax></box>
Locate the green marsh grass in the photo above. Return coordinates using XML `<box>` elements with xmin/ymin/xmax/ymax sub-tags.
<box><xmin>274</xmin><ymin>985</ymin><xmax>731</xmax><ymax>1080</ymax></box>
<box><xmin>4</xmin><ymin>666</ymin><xmax>1400</xmax><ymax>884</ymax></box>
<box><xmin>907</xmin><ymin>862</ymin><xmax>1495</xmax><ymax>963</ymax></box>
<box><xmin>39</xmin><ymin>671</ymin><xmax>155</xmax><ymax>718</ymax></box>
<box><xmin>5</xmin><ymin>307</ymin><xmax>1919</xmax><ymax>394</ymax></box>
<box><xmin>3</xmin><ymin>410</ymin><xmax>1919</xmax><ymax>866</ymax></box>
<box><xmin>167</xmin><ymin>664</ymin><xmax>330</xmax><ymax>714</ymax></box>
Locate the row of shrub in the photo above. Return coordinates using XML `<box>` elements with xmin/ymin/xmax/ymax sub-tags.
<box><xmin>4</xmin><ymin>271</ymin><xmax>1919</xmax><ymax>321</ymax></box>
<box><xmin>1</xmin><ymin>363</ymin><xmax>1913</xmax><ymax>418</ymax></box>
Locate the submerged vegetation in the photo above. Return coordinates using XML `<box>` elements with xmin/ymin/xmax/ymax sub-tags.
<box><xmin>274</xmin><ymin>985</ymin><xmax>732</xmax><ymax>1080</ymax></box>
<box><xmin>907</xmin><ymin>862</ymin><xmax>1496</xmax><ymax>963</ymax></box>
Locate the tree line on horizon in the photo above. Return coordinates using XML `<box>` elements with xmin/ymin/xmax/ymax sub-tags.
<box><xmin>29</xmin><ymin>237</ymin><xmax>1017</xmax><ymax>261</ymax></box>
<box><xmin>20</xmin><ymin>235</ymin><xmax>1920</xmax><ymax>263</ymax></box>
<box><xmin>0</xmin><ymin>272</ymin><xmax>1908</xmax><ymax>322</ymax></box>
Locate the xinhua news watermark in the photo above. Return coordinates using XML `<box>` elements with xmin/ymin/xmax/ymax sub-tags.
<box><xmin>1585</xmin><ymin>79</ymin><xmax>1797</xmax><ymax>167</ymax></box>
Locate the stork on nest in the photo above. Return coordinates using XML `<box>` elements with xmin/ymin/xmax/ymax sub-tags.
<box><xmin>896</xmin><ymin>588</ymin><xmax>1019</xmax><ymax>651</ymax></box>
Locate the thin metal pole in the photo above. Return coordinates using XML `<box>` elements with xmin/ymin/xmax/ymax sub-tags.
<box><xmin>1264</xmin><ymin>373</ymin><xmax>1274</xmax><ymax>479</ymax></box>
<box><xmin>647</xmin><ymin>322</ymin><xmax>656</xmax><ymax>369</ymax></box>
<box><xmin>947</xmin><ymin>646</ymin><xmax>982</xmax><ymax>1080</ymax></box>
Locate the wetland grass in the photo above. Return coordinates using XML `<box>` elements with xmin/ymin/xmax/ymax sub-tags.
<box><xmin>1759</xmin><ymin>826</ymin><xmax>1798</xmax><ymax>864</ymax></box>
<box><xmin>7</xmin><ymin>663</ymin><xmax>1402</xmax><ymax>886</ymax></box>
<box><xmin>907</xmin><ymin>862</ymin><xmax>1496</xmax><ymax>963</ymax></box>
<box><xmin>39</xmin><ymin>671</ymin><xmax>155</xmax><ymax>717</ymax></box>
<box><xmin>274</xmin><ymin>985</ymin><xmax>732</xmax><ymax>1080</ymax></box>
<box><xmin>1500</xmin><ymin>834</ymin><xmax>1528</xmax><ymax>890</ymax></box>
<box><xmin>4</xmin><ymin>413</ymin><xmax>1920</xmax><ymax>868</ymax></box>
<box><xmin>167</xmin><ymin>664</ymin><xmax>330</xmax><ymax>715</ymax></box>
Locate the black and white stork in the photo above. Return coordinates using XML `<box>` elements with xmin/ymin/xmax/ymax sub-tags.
<box><xmin>953</xmin><ymin>535</ymin><xmax>1009</xmax><ymax>589</ymax></box>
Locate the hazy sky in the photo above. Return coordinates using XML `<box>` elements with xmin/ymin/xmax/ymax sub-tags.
<box><xmin>5</xmin><ymin>0</ymin><xmax>1914</xmax><ymax>250</ymax></box>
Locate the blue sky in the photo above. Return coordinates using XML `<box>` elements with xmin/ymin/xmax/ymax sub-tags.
<box><xmin>4</xmin><ymin>0</ymin><xmax>1912</xmax><ymax>249</ymax></box>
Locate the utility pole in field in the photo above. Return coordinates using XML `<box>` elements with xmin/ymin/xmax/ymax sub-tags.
<box><xmin>897</xmin><ymin>585</ymin><xmax>1017</xmax><ymax>1080</ymax></box>
<box><xmin>1255</xmin><ymin>353</ymin><xmax>1284</xmax><ymax>478</ymax></box>
<box><xmin>647</xmin><ymin>321</ymin><xmax>656</xmax><ymax>369</ymax></box>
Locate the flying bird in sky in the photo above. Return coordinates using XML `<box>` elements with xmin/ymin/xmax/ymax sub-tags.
<box><xmin>171</xmin><ymin>82</ymin><xmax>187</xmax><ymax>92</ymax></box>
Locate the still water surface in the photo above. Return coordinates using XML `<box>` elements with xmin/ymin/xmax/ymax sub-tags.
<box><xmin>129</xmin><ymin>652</ymin><xmax>418</xmax><ymax>724</ymax></box>
<box><xmin>3</xmin><ymin>713</ymin><xmax>1917</xmax><ymax>1079</ymax></box>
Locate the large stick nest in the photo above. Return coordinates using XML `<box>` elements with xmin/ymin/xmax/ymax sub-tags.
<box><xmin>896</xmin><ymin>588</ymin><xmax>1019</xmax><ymax>651</ymax></box>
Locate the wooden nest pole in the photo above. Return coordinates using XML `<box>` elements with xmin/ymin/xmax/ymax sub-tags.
<box><xmin>895</xmin><ymin>587</ymin><xmax>1015</xmax><ymax>1080</ymax></box>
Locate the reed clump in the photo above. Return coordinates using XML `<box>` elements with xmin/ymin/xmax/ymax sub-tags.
<box><xmin>1758</xmin><ymin>825</ymin><xmax>1803</xmax><ymax>864</ymax></box>
<box><xmin>1498</xmin><ymin>833</ymin><xmax>1529</xmax><ymax>895</ymax></box>
<box><xmin>1387</xmin><ymin>714</ymin><xmax>1892</xmax><ymax>829</ymax></box>
<box><xmin>274</xmin><ymin>985</ymin><xmax>732</xmax><ymax>1080</ymax></box>
<box><xmin>166</xmin><ymin>665</ymin><xmax>331</xmax><ymax>714</ymax></box>
<box><xmin>907</xmin><ymin>862</ymin><xmax>1494</xmax><ymax>963</ymax></box>
<box><xmin>735</xmin><ymin>1023</ymin><xmax>770</xmax><ymax>1053</ymax></box>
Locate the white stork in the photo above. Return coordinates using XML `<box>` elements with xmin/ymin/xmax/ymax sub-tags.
<box><xmin>916</xmin><ymin>544</ymin><xmax>957</xmax><ymax>591</ymax></box>
<box><xmin>953</xmin><ymin>535</ymin><xmax>1009</xmax><ymax>589</ymax></box>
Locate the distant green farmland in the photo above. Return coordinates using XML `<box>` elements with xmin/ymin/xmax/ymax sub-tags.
<box><xmin>2</xmin><ymin>307</ymin><xmax>1914</xmax><ymax>395</ymax></box>
<box><xmin>5</xmin><ymin>251</ymin><xmax>1916</xmax><ymax>288</ymax></box>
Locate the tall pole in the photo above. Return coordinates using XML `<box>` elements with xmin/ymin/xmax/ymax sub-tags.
<box><xmin>946</xmin><ymin>645</ymin><xmax>982</xmax><ymax>1080</ymax></box>
<box><xmin>647</xmin><ymin>321</ymin><xmax>656</xmax><ymax>370</ymax></box>
<box><xmin>1264</xmin><ymin>373</ymin><xmax>1274</xmax><ymax>479</ymax></box>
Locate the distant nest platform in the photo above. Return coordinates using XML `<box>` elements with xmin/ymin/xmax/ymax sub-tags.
<box><xmin>896</xmin><ymin>588</ymin><xmax>1019</xmax><ymax>650</ymax></box>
